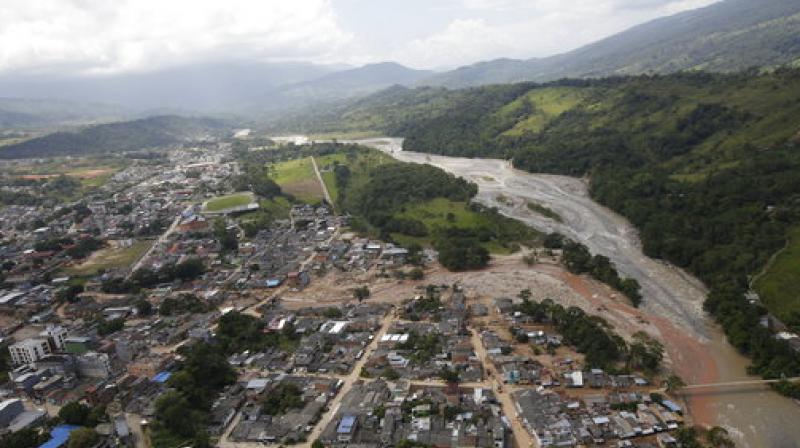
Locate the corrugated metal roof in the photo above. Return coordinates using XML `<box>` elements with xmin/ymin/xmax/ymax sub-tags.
<box><xmin>39</xmin><ymin>425</ymin><xmax>80</xmax><ymax>448</ymax></box>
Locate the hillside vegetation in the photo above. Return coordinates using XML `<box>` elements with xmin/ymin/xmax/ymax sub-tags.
<box><xmin>0</xmin><ymin>115</ymin><xmax>226</xmax><ymax>159</ymax></box>
<box><xmin>286</xmin><ymin>69</ymin><xmax>800</xmax><ymax>378</ymax></box>
<box><xmin>423</xmin><ymin>0</ymin><xmax>800</xmax><ymax>88</ymax></box>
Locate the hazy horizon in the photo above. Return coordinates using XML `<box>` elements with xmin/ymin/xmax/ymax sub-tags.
<box><xmin>0</xmin><ymin>0</ymin><xmax>720</xmax><ymax>78</ymax></box>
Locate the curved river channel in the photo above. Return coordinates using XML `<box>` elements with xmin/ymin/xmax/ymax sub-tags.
<box><xmin>349</xmin><ymin>137</ymin><xmax>800</xmax><ymax>447</ymax></box>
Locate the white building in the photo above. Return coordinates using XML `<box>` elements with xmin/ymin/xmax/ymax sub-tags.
<box><xmin>40</xmin><ymin>324</ymin><xmax>67</xmax><ymax>351</ymax></box>
<box><xmin>9</xmin><ymin>339</ymin><xmax>52</xmax><ymax>366</ymax></box>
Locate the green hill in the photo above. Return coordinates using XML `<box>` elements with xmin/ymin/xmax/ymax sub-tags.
<box><xmin>0</xmin><ymin>115</ymin><xmax>227</xmax><ymax>159</ymax></box>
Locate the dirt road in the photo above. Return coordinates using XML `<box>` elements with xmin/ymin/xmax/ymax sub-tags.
<box><xmin>469</xmin><ymin>328</ymin><xmax>538</xmax><ymax>448</ymax></box>
<box><xmin>311</xmin><ymin>156</ymin><xmax>334</xmax><ymax>210</ymax></box>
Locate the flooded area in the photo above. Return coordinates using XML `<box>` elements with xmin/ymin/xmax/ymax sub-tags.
<box><xmin>351</xmin><ymin>137</ymin><xmax>800</xmax><ymax>448</ymax></box>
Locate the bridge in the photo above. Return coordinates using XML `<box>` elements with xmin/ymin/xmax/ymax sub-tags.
<box><xmin>668</xmin><ymin>377</ymin><xmax>800</xmax><ymax>393</ymax></box>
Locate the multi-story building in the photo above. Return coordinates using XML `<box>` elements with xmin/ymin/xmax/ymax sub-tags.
<box><xmin>77</xmin><ymin>352</ymin><xmax>112</xmax><ymax>378</ymax></box>
<box><xmin>9</xmin><ymin>339</ymin><xmax>52</xmax><ymax>366</ymax></box>
<box><xmin>40</xmin><ymin>324</ymin><xmax>68</xmax><ymax>351</ymax></box>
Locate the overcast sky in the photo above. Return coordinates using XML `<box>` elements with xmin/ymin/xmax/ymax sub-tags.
<box><xmin>0</xmin><ymin>0</ymin><xmax>720</xmax><ymax>76</ymax></box>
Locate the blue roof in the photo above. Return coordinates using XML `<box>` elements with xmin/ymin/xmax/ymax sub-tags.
<box><xmin>337</xmin><ymin>415</ymin><xmax>357</xmax><ymax>434</ymax></box>
<box><xmin>661</xmin><ymin>400</ymin><xmax>682</xmax><ymax>412</ymax></box>
<box><xmin>152</xmin><ymin>371</ymin><xmax>172</xmax><ymax>383</ymax></box>
<box><xmin>266</xmin><ymin>279</ymin><xmax>281</xmax><ymax>287</ymax></box>
<box><xmin>39</xmin><ymin>425</ymin><xmax>80</xmax><ymax>448</ymax></box>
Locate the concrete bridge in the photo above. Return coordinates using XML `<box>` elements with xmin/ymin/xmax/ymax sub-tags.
<box><xmin>672</xmin><ymin>377</ymin><xmax>800</xmax><ymax>393</ymax></box>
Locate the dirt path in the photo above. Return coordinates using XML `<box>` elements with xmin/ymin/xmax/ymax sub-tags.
<box><xmin>311</xmin><ymin>156</ymin><xmax>334</xmax><ymax>210</ymax></box>
<box><xmin>469</xmin><ymin>327</ymin><xmax>538</xmax><ymax>448</ymax></box>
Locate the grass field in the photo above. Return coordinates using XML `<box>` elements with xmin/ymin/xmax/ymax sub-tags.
<box><xmin>205</xmin><ymin>192</ymin><xmax>255</xmax><ymax>212</ymax></box>
<box><xmin>65</xmin><ymin>240</ymin><xmax>153</xmax><ymax>277</ymax></box>
<box><xmin>269</xmin><ymin>157</ymin><xmax>324</xmax><ymax>204</ymax></box>
<box><xmin>754</xmin><ymin>226</ymin><xmax>800</xmax><ymax>323</ymax></box>
<box><xmin>321</xmin><ymin>171</ymin><xmax>338</xmax><ymax>202</ymax></box>
<box><xmin>393</xmin><ymin>198</ymin><xmax>536</xmax><ymax>254</ymax></box>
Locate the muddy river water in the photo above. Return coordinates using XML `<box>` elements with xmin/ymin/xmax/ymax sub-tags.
<box><xmin>349</xmin><ymin>137</ymin><xmax>800</xmax><ymax>447</ymax></box>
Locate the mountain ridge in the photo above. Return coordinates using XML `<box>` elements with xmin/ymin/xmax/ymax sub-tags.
<box><xmin>421</xmin><ymin>0</ymin><xmax>800</xmax><ymax>87</ymax></box>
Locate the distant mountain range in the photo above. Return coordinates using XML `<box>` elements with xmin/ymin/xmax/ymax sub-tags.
<box><xmin>423</xmin><ymin>0</ymin><xmax>800</xmax><ymax>87</ymax></box>
<box><xmin>0</xmin><ymin>61</ymin><xmax>430</xmax><ymax>119</ymax></box>
<box><xmin>0</xmin><ymin>0</ymin><xmax>798</xmax><ymax>125</ymax></box>
<box><xmin>0</xmin><ymin>115</ymin><xmax>226</xmax><ymax>159</ymax></box>
<box><xmin>0</xmin><ymin>98</ymin><xmax>129</xmax><ymax>128</ymax></box>
<box><xmin>280</xmin><ymin>62</ymin><xmax>432</xmax><ymax>103</ymax></box>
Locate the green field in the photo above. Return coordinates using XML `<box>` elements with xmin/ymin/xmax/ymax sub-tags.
<box><xmin>321</xmin><ymin>171</ymin><xmax>338</xmax><ymax>202</ymax></box>
<box><xmin>64</xmin><ymin>240</ymin><xmax>153</xmax><ymax>277</ymax></box>
<box><xmin>268</xmin><ymin>157</ymin><xmax>324</xmax><ymax>203</ymax></box>
<box><xmin>393</xmin><ymin>198</ymin><xmax>538</xmax><ymax>254</ymax></box>
<box><xmin>755</xmin><ymin>226</ymin><xmax>800</xmax><ymax>324</ymax></box>
<box><xmin>205</xmin><ymin>192</ymin><xmax>254</xmax><ymax>212</ymax></box>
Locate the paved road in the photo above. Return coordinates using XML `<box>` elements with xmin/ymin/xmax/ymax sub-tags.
<box><xmin>304</xmin><ymin>310</ymin><xmax>394</xmax><ymax>445</ymax></box>
<box><xmin>353</xmin><ymin>138</ymin><xmax>710</xmax><ymax>340</ymax></box>
<box><xmin>469</xmin><ymin>328</ymin><xmax>538</xmax><ymax>448</ymax></box>
<box><xmin>130</xmin><ymin>204</ymin><xmax>193</xmax><ymax>275</ymax></box>
<box><xmin>217</xmin><ymin>310</ymin><xmax>395</xmax><ymax>448</ymax></box>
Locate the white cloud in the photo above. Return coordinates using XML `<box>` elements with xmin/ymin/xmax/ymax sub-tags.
<box><xmin>0</xmin><ymin>0</ymin><xmax>352</xmax><ymax>75</ymax></box>
<box><xmin>0</xmin><ymin>0</ymin><xmax>723</xmax><ymax>75</ymax></box>
<box><xmin>394</xmin><ymin>0</ymin><xmax>721</xmax><ymax>69</ymax></box>
<box><xmin>393</xmin><ymin>19</ymin><xmax>515</xmax><ymax>69</ymax></box>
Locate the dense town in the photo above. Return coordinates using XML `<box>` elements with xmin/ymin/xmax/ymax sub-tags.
<box><xmin>1</xmin><ymin>139</ymin><xmax>696</xmax><ymax>448</ymax></box>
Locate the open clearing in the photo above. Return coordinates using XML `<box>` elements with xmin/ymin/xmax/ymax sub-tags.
<box><xmin>754</xmin><ymin>226</ymin><xmax>800</xmax><ymax>323</ymax></box>
<box><xmin>65</xmin><ymin>240</ymin><xmax>153</xmax><ymax>276</ymax></box>
<box><xmin>269</xmin><ymin>157</ymin><xmax>324</xmax><ymax>203</ymax></box>
<box><xmin>205</xmin><ymin>192</ymin><xmax>255</xmax><ymax>212</ymax></box>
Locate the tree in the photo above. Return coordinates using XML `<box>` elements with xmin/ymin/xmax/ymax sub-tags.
<box><xmin>56</xmin><ymin>284</ymin><xmax>84</xmax><ymax>303</ymax></box>
<box><xmin>409</xmin><ymin>268</ymin><xmax>424</xmax><ymax>280</ymax></box>
<box><xmin>261</xmin><ymin>383</ymin><xmax>304</xmax><ymax>415</ymax></box>
<box><xmin>174</xmin><ymin>258</ymin><xmax>205</xmax><ymax>281</ymax></box>
<box><xmin>96</xmin><ymin>318</ymin><xmax>125</xmax><ymax>336</ymax></box>
<box><xmin>664</xmin><ymin>374</ymin><xmax>686</xmax><ymax>394</ymax></box>
<box><xmin>353</xmin><ymin>286</ymin><xmax>370</xmax><ymax>302</ymax></box>
<box><xmin>134</xmin><ymin>299</ymin><xmax>153</xmax><ymax>316</ymax></box>
<box><xmin>59</xmin><ymin>401</ymin><xmax>90</xmax><ymax>425</ymax></box>
<box><xmin>155</xmin><ymin>391</ymin><xmax>197</xmax><ymax>438</ymax></box>
<box><xmin>0</xmin><ymin>427</ymin><xmax>47</xmax><ymax>448</ymax></box>
<box><xmin>67</xmin><ymin>428</ymin><xmax>98</xmax><ymax>448</ymax></box>
<box><xmin>708</xmin><ymin>426</ymin><xmax>735</xmax><ymax>448</ymax></box>
<box><xmin>214</xmin><ymin>219</ymin><xmax>238</xmax><ymax>253</ymax></box>
<box><xmin>312</xmin><ymin>440</ymin><xmax>325</xmax><ymax>448</ymax></box>
<box><xmin>439</xmin><ymin>367</ymin><xmax>460</xmax><ymax>383</ymax></box>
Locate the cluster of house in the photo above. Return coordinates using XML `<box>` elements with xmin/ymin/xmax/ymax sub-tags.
<box><xmin>364</xmin><ymin>318</ymin><xmax>483</xmax><ymax>382</ymax></box>
<box><xmin>513</xmin><ymin>389</ymin><xmax>684</xmax><ymax>447</ymax></box>
<box><xmin>320</xmin><ymin>380</ymin><xmax>509</xmax><ymax>448</ymax></box>
<box><xmin>229</xmin><ymin>304</ymin><xmax>390</xmax><ymax>375</ymax></box>
<box><xmin>226</xmin><ymin>375</ymin><xmax>341</xmax><ymax>443</ymax></box>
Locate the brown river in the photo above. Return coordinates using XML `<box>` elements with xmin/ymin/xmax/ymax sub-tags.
<box><xmin>346</xmin><ymin>137</ymin><xmax>800</xmax><ymax>447</ymax></box>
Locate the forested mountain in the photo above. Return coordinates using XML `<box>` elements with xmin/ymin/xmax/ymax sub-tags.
<box><xmin>0</xmin><ymin>115</ymin><xmax>226</xmax><ymax>159</ymax></box>
<box><xmin>423</xmin><ymin>0</ymin><xmax>800</xmax><ymax>88</ymax></box>
<box><xmin>283</xmin><ymin>68</ymin><xmax>800</xmax><ymax>379</ymax></box>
